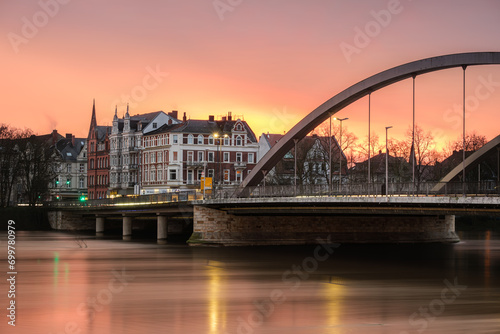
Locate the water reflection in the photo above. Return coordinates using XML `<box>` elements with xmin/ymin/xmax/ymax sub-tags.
<box><xmin>0</xmin><ymin>231</ymin><xmax>498</xmax><ymax>333</ymax></box>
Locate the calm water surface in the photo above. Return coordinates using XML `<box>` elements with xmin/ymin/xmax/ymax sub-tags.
<box><xmin>1</xmin><ymin>230</ymin><xmax>499</xmax><ymax>334</ymax></box>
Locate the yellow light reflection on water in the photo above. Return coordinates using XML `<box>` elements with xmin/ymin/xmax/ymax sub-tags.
<box><xmin>323</xmin><ymin>276</ymin><xmax>345</xmax><ymax>328</ymax></box>
<box><xmin>208</xmin><ymin>265</ymin><xmax>227</xmax><ymax>334</ymax></box>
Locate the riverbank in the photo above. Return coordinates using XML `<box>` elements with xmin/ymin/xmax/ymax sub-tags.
<box><xmin>0</xmin><ymin>207</ymin><xmax>51</xmax><ymax>230</ymax></box>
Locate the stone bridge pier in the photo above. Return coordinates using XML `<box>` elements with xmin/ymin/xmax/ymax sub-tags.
<box><xmin>188</xmin><ymin>205</ymin><xmax>459</xmax><ymax>246</ymax></box>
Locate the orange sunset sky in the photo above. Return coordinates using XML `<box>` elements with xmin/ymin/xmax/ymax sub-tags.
<box><xmin>1</xmin><ymin>0</ymin><xmax>500</xmax><ymax>150</ymax></box>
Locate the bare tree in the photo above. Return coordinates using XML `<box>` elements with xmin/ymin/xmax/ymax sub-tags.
<box><xmin>17</xmin><ymin>134</ymin><xmax>57</xmax><ymax>206</ymax></box>
<box><xmin>0</xmin><ymin>125</ymin><xmax>22</xmax><ymax>206</ymax></box>
<box><xmin>445</xmin><ymin>131</ymin><xmax>488</xmax><ymax>154</ymax></box>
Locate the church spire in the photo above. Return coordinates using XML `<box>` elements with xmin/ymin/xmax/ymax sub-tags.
<box><xmin>113</xmin><ymin>105</ymin><xmax>118</xmax><ymax>121</ymax></box>
<box><xmin>125</xmin><ymin>103</ymin><xmax>130</xmax><ymax>118</ymax></box>
<box><xmin>88</xmin><ymin>99</ymin><xmax>97</xmax><ymax>139</ymax></box>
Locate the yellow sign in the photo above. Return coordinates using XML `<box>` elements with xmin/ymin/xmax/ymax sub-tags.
<box><xmin>201</xmin><ymin>177</ymin><xmax>212</xmax><ymax>190</ymax></box>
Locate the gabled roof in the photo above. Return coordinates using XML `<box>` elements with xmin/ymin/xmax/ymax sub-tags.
<box><xmin>55</xmin><ymin>137</ymin><xmax>87</xmax><ymax>162</ymax></box>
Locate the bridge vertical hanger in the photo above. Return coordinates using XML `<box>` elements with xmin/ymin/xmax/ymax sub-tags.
<box><xmin>462</xmin><ymin>65</ymin><xmax>467</xmax><ymax>197</ymax></box>
<box><xmin>368</xmin><ymin>92</ymin><xmax>371</xmax><ymax>190</ymax></box>
<box><xmin>412</xmin><ymin>74</ymin><xmax>417</xmax><ymax>192</ymax></box>
<box><xmin>329</xmin><ymin>116</ymin><xmax>332</xmax><ymax>196</ymax></box>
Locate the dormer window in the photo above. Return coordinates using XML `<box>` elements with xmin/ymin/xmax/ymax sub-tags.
<box><xmin>153</xmin><ymin>122</ymin><xmax>157</xmax><ymax>129</ymax></box>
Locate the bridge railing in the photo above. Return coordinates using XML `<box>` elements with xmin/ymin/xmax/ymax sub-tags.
<box><xmin>246</xmin><ymin>181</ymin><xmax>500</xmax><ymax>198</ymax></box>
<box><xmin>46</xmin><ymin>190</ymin><xmax>203</xmax><ymax>208</ymax></box>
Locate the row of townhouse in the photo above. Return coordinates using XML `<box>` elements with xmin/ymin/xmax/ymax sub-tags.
<box><xmin>86</xmin><ymin>101</ymin><xmax>259</xmax><ymax>198</ymax></box>
<box><xmin>141</xmin><ymin>114</ymin><xmax>258</xmax><ymax>194</ymax></box>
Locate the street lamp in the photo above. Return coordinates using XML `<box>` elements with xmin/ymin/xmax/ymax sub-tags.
<box><xmin>334</xmin><ymin>117</ymin><xmax>348</xmax><ymax>193</ymax></box>
<box><xmin>385</xmin><ymin>126</ymin><xmax>392</xmax><ymax>198</ymax></box>
<box><xmin>213</xmin><ymin>132</ymin><xmax>228</xmax><ymax>195</ymax></box>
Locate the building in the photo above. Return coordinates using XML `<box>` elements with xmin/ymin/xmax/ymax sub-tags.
<box><xmin>258</xmin><ymin>133</ymin><xmax>346</xmax><ymax>185</ymax></box>
<box><xmin>109</xmin><ymin>106</ymin><xmax>181</xmax><ymax>196</ymax></box>
<box><xmin>141</xmin><ymin>112</ymin><xmax>258</xmax><ymax>194</ymax></box>
<box><xmin>51</xmin><ymin>133</ymin><xmax>87</xmax><ymax>201</ymax></box>
<box><xmin>349</xmin><ymin>150</ymin><xmax>409</xmax><ymax>183</ymax></box>
<box><xmin>87</xmin><ymin>101</ymin><xmax>111</xmax><ymax>200</ymax></box>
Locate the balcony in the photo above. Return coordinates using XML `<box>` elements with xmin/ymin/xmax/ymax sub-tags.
<box><xmin>186</xmin><ymin>161</ymin><xmax>205</xmax><ymax>169</ymax></box>
<box><xmin>233</xmin><ymin>161</ymin><xmax>247</xmax><ymax>169</ymax></box>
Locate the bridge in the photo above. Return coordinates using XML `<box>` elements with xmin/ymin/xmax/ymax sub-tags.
<box><xmin>48</xmin><ymin>52</ymin><xmax>500</xmax><ymax>245</ymax></box>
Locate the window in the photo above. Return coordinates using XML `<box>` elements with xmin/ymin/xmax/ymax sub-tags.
<box><xmin>235</xmin><ymin>136</ymin><xmax>242</xmax><ymax>146</ymax></box>
<box><xmin>66</xmin><ymin>179</ymin><xmax>71</xmax><ymax>188</ymax></box>
<box><xmin>197</xmin><ymin>135</ymin><xmax>204</xmax><ymax>145</ymax></box>
<box><xmin>248</xmin><ymin>153</ymin><xmax>254</xmax><ymax>163</ymax></box>
<box><xmin>158</xmin><ymin>152</ymin><xmax>162</xmax><ymax>163</ymax></box>
<box><xmin>79</xmin><ymin>178</ymin><xmax>84</xmax><ymax>188</ymax></box>
<box><xmin>223</xmin><ymin>169</ymin><xmax>230</xmax><ymax>182</ymax></box>
<box><xmin>187</xmin><ymin>151</ymin><xmax>194</xmax><ymax>162</ymax></box>
<box><xmin>153</xmin><ymin>122</ymin><xmax>157</xmax><ymax>129</ymax></box>
<box><xmin>223</xmin><ymin>152</ymin><xmax>230</xmax><ymax>162</ymax></box>
<box><xmin>173</xmin><ymin>135</ymin><xmax>178</xmax><ymax>144</ymax></box>
<box><xmin>90</xmin><ymin>159</ymin><xmax>94</xmax><ymax>169</ymax></box>
<box><xmin>197</xmin><ymin>170</ymin><xmax>203</xmax><ymax>181</ymax></box>
<box><xmin>79</xmin><ymin>163</ymin><xmax>85</xmax><ymax>173</ymax></box>
<box><xmin>236</xmin><ymin>152</ymin><xmax>242</xmax><ymax>162</ymax></box>
<box><xmin>188</xmin><ymin>134</ymin><xmax>194</xmax><ymax>144</ymax></box>
<box><xmin>173</xmin><ymin>151</ymin><xmax>178</xmax><ymax>161</ymax></box>
<box><xmin>236</xmin><ymin>170</ymin><xmax>242</xmax><ymax>183</ymax></box>
<box><xmin>208</xmin><ymin>135</ymin><xmax>214</xmax><ymax>145</ymax></box>
<box><xmin>224</xmin><ymin>136</ymin><xmax>230</xmax><ymax>146</ymax></box>
<box><xmin>208</xmin><ymin>169</ymin><xmax>214</xmax><ymax>178</ymax></box>
<box><xmin>144</xmin><ymin>153</ymin><xmax>148</xmax><ymax>164</ymax></box>
<box><xmin>197</xmin><ymin>151</ymin><xmax>204</xmax><ymax>162</ymax></box>
<box><xmin>157</xmin><ymin>170</ymin><xmax>162</xmax><ymax>181</ymax></box>
<box><xmin>187</xmin><ymin>170</ymin><xmax>193</xmax><ymax>184</ymax></box>
<box><xmin>67</xmin><ymin>164</ymin><xmax>71</xmax><ymax>173</ymax></box>
<box><xmin>151</xmin><ymin>171</ymin><xmax>155</xmax><ymax>182</ymax></box>
<box><xmin>169</xmin><ymin>169</ymin><xmax>177</xmax><ymax>180</ymax></box>
<box><xmin>208</xmin><ymin>152</ymin><xmax>214</xmax><ymax>162</ymax></box>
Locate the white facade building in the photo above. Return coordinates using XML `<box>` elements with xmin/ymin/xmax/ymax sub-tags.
<box><xmin>109</xmin><ymin>106</ymin><xmax>181</xmax><ymax>196</ymax></box>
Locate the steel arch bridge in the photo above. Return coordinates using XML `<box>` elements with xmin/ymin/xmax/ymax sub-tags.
<box><xmin>235</xmin><ymin>52</ymin><xmax>500</xmax><ymax>197</ymax></box>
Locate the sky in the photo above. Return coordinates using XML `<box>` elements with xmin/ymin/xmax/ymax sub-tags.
<box><xmin>1</xmin><ymin>0</ymin><xmax>500</xmax><ymax>150</ymax></box>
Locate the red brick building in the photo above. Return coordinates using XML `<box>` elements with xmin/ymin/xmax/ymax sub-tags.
<box><xmin>87</xmin><ymin>100</ymin><xmax>111</xmax><ymax>199</ymax></box>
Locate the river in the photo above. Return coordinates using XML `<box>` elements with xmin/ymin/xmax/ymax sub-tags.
<box><xmin>1</xmin><ymin>230</ymin><xmax>499</xmax><ymax>333</ymax></box>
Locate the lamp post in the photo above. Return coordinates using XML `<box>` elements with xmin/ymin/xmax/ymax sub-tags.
<box><xmin>213</xmin><ymin>133</ymin><xmax>220</xmax><ymax>196</ymax></box>
<box><xmin>334</xmin><ymin>117</ymin><xmax>348</xmax><ymax>193</ymax></box>
<box><xmin>385</xmin><ymin>126</ymin><xmax>392</xmax><ymax>198</ymax></box>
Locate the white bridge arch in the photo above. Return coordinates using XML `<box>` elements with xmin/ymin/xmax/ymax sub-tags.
<box><xmin>236</xmin><ymin>52</ymin><xmax>500</xmax><ymax>197</ymax></box>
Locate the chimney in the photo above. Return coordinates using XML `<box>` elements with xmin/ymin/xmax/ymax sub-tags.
<box><xmin>228</xmin><ymin>111</ymin><xmax>232</xmax><ymax>121</ymax></box>
<box><xmin>209</xmin><ymin>115</ymin><xmax>215</xmax><ymax>122</ymax></box>
<box><xmin>379</xmin><ymin>150</ymin><xmax>382</xmax><ymax>155</ymax></box>
<box><xmin>222</xmin><ymin>116</ymin><xmax>227</xmax><ymax>121</ymax></box>
<box><xmin>170</xmin><ymin>110</ymin><xmax>178</xmax><ymax>119</ymax></box>
<box><xmin>72</xmin><ymin>135</ymin><xmax>75</xmax><ymax>146</ymax></box>
<box><xmin>52</xmin><ymin>130</ymin><xmax>58</xmax><ymax>145</ymax></box>
<box><xmin>183</xmin><ymin>112</ymin><xmax>187</xmax><ymax>122</ymax></box>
